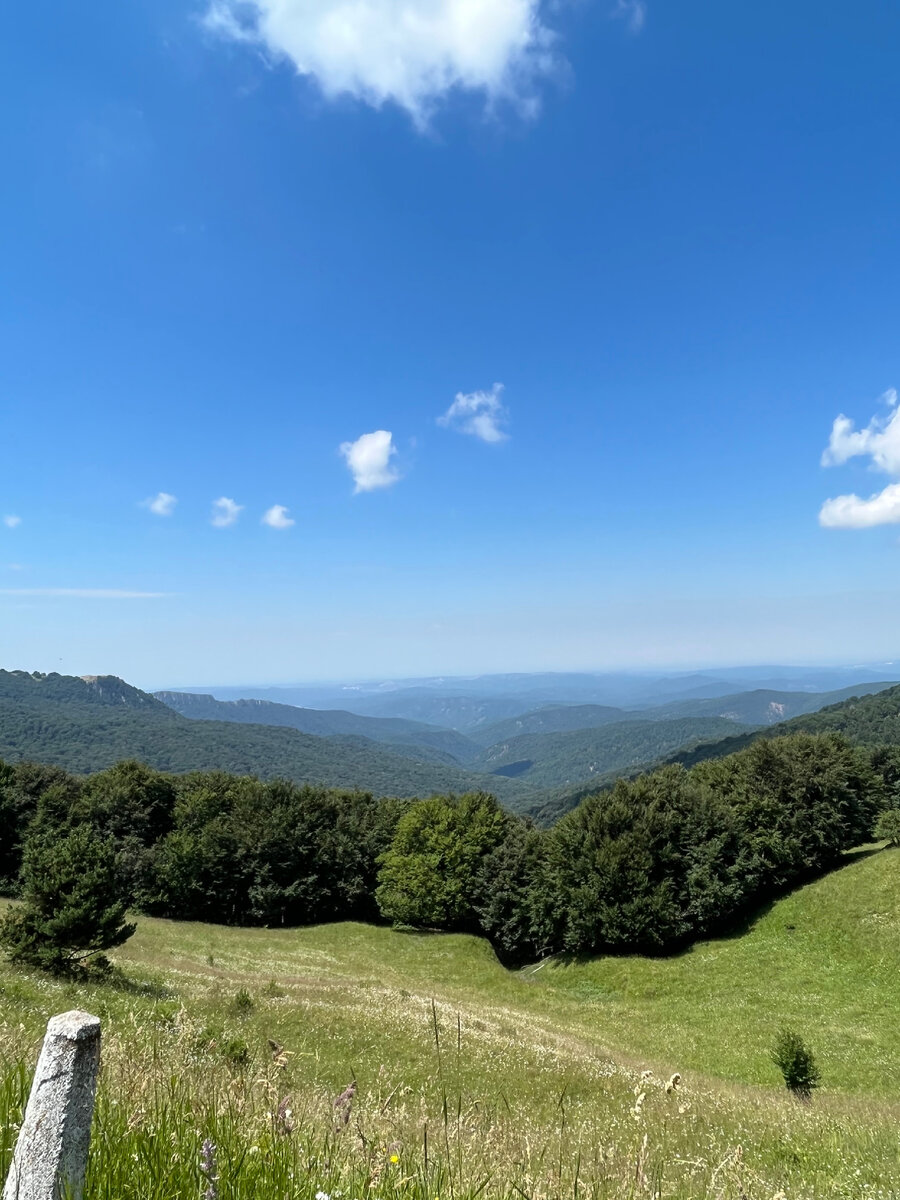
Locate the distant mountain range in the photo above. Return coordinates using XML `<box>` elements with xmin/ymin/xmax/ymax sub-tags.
<box><xmin>2</xmin><ymin>668</ymin><xmax>898</xmax><ymax>820</ymax></box>
<box><xmin>0</xmin><ymin>671</ymin><xmax>521</xmax><ymax>803</ymax></box>
<box><xmin>155</xmin><ymin>691</ymin><xmax>480</xmax><ymax>764</ymax></box>
<box><xmin>176</xmin><ymin>665</ymin><xmax>900</xmax><ymax>730</ymax></box>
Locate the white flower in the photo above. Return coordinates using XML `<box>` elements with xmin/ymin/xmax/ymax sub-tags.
<box><xmin>316</xmin><ymin>1191</ymin><xmax>331</xmax><ymax>1200</ymax></box>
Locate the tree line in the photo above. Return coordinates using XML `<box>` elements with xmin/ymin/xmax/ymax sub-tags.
<box><xmin>1</xmin><ymin>731</ymin><xmax>897</xmax><ymax>968</ymax></box>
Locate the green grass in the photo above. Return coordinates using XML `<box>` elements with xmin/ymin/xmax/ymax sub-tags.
<box><xmin>2</xmin><ymin>848</ymin><xmax>900</xmax><ymax>1197</ymax></box>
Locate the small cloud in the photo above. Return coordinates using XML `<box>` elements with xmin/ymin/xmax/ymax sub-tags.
<box><xmin>437</xmin><ymin>383</ymin><xmax>509</xmax><ymax>443</ymax></box>
<box><xmin>262</xmin><ymin>504</ymin><xmax>295</xmax><ymax>529</ymax></box>
<box><xmin>339</xmin><ymin>430</ymin><xmax>401</xmax><ymax>493</ymax></box>
<box><xmin>821</xmin><ymin>389</ymin><xmax>900</xmax><ymax>474</ymax></box>
<box><xmin>0</xmin><ymin>588</ymin><xmax>171</xmax><ymax>599</ymax></box>
<box><xmin>819</xmin><ymin>483</ymin><xmax>900</xmax><ymax>529</ymax></box>
<box><xmin>612</xmin><ymin>0</ymin><xmax>646</xmax><ymax>33</ymax></box>
<box><xmin>820</xmin><ymin>389</ymin><xmax>900</xmax><ymax>528</ymax></box>
<box><xmin>4</xmin><ymin>564</ymin><xmax>25</xmax><ymax>572</ymax></box>
<box><xmin>142</xmin><ymin>492</ymin><xmax>178</xmax><ymax>517</ymax></box>
<box><xmin>3</xmin><ymin>515</ymin><xmax>21</xmax><ymax>529</ymax></box>
<box><xmin>203</xmin><ymin>0</ymin><xmax>562</xmax><ymax>128</ymax></box>
<box><xmin>211</xmin><ymin>496</ymin><xmax>243</xmax><ymax>528</ymax></box>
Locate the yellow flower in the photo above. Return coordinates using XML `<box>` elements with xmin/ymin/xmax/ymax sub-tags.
<box><xmin>390</xmin><ymin>1155</ymin><xmax>400</xmax><ymax>1165</ymax></box>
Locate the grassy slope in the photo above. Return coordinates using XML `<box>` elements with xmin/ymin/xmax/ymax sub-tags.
<box><xmin>3</xmin><ymin>849</ymin><xmax>900</xmax><ymax>1196</ymax></box>
<box><xmin>108</xmin><ymin>845</ymin><xmax>900</xmax><ymax>1096</ymax></box>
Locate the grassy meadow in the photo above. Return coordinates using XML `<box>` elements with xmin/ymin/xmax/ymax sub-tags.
<box><xmin>2</xmin><ymin>847</ymin><xmax>900</xmax><ymax>1198</ymax></box>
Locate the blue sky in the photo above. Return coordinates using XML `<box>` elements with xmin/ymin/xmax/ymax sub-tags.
<box><xmin>2</xmin><ymin>0</ymin><xmax>900</xmax><ymax>688</ymax></box>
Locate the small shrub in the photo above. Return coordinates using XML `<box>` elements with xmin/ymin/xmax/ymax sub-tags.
<box><xmin>771</xmin><ymin>1028</ymin><xmax>820</xmax><ymax>1099</ymax></box>
<box><xmin>874</xmin><ymin>808</ymin><xmax>900</xmax><ymax>847</ymax></box>
<box><xmin>232</xmin><ymin>987</ymin><xmax>254</xmax><ymax>1015</ymax></box>
<box><xmin>220</xmin><ymin>1036</ymin><xmax>251</xmax><ymax>1069</ymax></box>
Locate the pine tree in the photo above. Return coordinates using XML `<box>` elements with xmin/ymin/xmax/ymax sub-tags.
<box><xmin>0</xmin><ymin>826</ymin><xmax>136</xmax><ymax>973</ymax></box>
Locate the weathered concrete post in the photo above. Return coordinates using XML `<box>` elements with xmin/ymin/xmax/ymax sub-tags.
<box><xmin>3</xmin><ymin>1011</ymin><xmax>101</xmax><ymax>1200</ymax></box>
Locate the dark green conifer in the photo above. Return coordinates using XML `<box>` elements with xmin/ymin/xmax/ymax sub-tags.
<box><xmin>0</xmin><ymin>825</ymin><xmax>135</xmax><ymax>973</ymax></box>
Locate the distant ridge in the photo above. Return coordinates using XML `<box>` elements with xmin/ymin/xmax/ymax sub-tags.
<box><xmin>155</xmin><ymin>690</ymin><xmax>480</xmax><ymax>764</ymax></box>
<box><xmin>666</xmin><ymin>681</ymin><xmax>900</xmax><ymax>770</ymax></box>
<box><xmin>0</xmin><ymin>670</ymin><xmax>526</xmax><ymax>802</ymax></box>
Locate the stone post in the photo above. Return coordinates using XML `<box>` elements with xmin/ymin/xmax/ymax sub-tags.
<box><xmin>3</xmin><ymin>1011</ymin><xmax>101</xmax><ymax>1200</ymax></box>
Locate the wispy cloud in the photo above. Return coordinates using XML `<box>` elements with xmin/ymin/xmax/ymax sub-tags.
<box><xmin>0</xmin><ymin>588</ymin><xmax>171</xmax><ymax>599</ymax></box>
<box><xmin>262</xmin><ymin>504</ymin><xmax>295</xmax><ymax>529</ymax></box>
<box><xmin>612</xmin><ymin>0</ymin><xmax>646</xmax><ymax>34</ymax></box>
<box><xmin>142</xmin><ymin>492</ymin><xmax>178</xmax><ymax>517</ymax></box>
<box><xmin>821</xmin><ymin>389</ymin><xmax>900</xmax><ymax>473</ymax></box>
<box><xmin>820</xmin><ymin>390</ymin><xmax>900</xmax><ymax>528</ymax></box>
<box><xmin>3</xmin><ymin>515</ymin><xmax>21</xmax><ymax>529</ymax></box>
<box><xmin>203</xmin><ymin>0</ymin><xmax>560</xmax><ymax>127</ymax></box>
<box><xmin>340</xmin><ymin>430</ymin><xmax>401</xmax><ymax>492</ymax></box>
<box><xmin>438</xmin><ymin>383</ymin><xmax>510</xmax><ymax>443</ymax></box>
<box><xmin>211</xmin><ymin>496</ymin><xmax>244</xmax><ymax>527</ymax></box>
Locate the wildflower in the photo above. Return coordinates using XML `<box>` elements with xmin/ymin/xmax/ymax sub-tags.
<box><xmin>665</xmin><ymin>1072</ymin><xmax>682</xmax><ymax>1094</ymax></box>
<box><xmin>200</xmin><ymin>1138</ymin><xmax>218</xmax><ymax>1200</ymax></box>
<box><xmin>390</xmin><ymin>1155</ymin><xmax>400</xmax><ymax>1165</ymax></box>
<box><xmin>316</xmin><ymin>1191</ymin><xmax>331</xmax><ymax>1200</ymax></box>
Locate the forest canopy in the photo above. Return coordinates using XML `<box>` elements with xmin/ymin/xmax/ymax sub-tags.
<box><xmin>0</xmin><ymin>728</ymin><xmax>891</xmax><ymax>965</ymax></box>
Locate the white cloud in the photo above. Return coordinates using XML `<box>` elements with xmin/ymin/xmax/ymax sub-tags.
<box><xmin>820</xmin><ymin>390</ymin><xmax>900</xmax><ymax>528</ymax></box>
<box><xmin>204</xmin><ymin>0</ymin><xmax>559</xmax><ymax>125</ymax></box>
<box><xmin>143</xmin><ymin>492</ymin><xmax>178</xmax><ymax>517</ymax></box>
<box><xmin>612</xmin><ymin>0</ymin><xmax>646</xmax><ymax>34</ymax></box>
<box><xmin>340</xmin><ymin>430</ymin><xmax>401</xmax><ymax>492</ymax></box>
<box><xmin>819</xmin><ymin>483</ymin><xmax>900</xmax><ymax>529</ymax></box>
<box><xmin>0</xmin><ymin>588</ymin><xmax>170</xmax><ymax>599</ymax></box>
<box><xmin>211</xmin><ymin>496</ymin><xmax>244</xmax><ymax>527</ymax></box>
<box><xmin>821</xmin><ymin>389</ymin><xmax>900</xmax><ymax>474</ymax></box>
<box><xmin>437</xmin><ymin>383</ymin><xmax>509</xmax><ymax>442</ymax></box>
<box><xmin>3</xmin><ymin>515</ymin><xmax>21</xmax><ymax>529</ymax></box>
<box><xmin>262</xmin><ymin>504</ymin><xmax>296</xmax><ymax>529</ymax></box>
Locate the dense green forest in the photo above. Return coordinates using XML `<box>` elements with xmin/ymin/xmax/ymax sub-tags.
<box><xmin>472</xmin><ymin>716</ymin><xmax>756</xmax><ymax>788</ymax></box>
<box><xmin>531</xmin><ymin>683</ymin><xmax>900</xmax><ymax>823</ymax></box>
<box><xmin>668</xmin><ymin>683</ymin><xmax>900</xmax><ymax>769</ymax></box>
<box><xmin>1</xmin><ymin>721</ymin><xmax>893</xmax><ymax>962</ymax></box>
<box><xmin>0</xmin><ymin>671</ymin><xmax>525</xmax><ymax>803</ymax></box>
<box><xmin>156</xmin><ymin>690</ymin><xmax>480</xmax><ymax>762</ymax></box>
<box><xmin>4</xmin><ymin>671</ymin><xmax>900</xmax><ymax>833</ymax></box>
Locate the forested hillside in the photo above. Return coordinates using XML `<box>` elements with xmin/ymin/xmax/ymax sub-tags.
<box><xmin>156</xmin><ymin>690</ymin><xmax>479</xmax><ymax>762</ymax></box>
<box><xmin>645</xmin><ymin>681</ymin><xmax>899</xmax><ymax>724</ymax></box>
<box><xmin>474</xmin><ymin>717</ymin><xmax>755</xmax><ymax>790</ymax></box>
<box><xmin>0</xmin><ymin>671</ymin><xmax>523</xmax><ymax>801</ymax></box>
<box><xmin>527</xmin><ymin>684</ymin><xmax>900</xmax><ymax>822</ymax></box>
<box><xmin>668</xmin><ymin>683</ymin><xmax>900</xmax><ymax>770</ymax></box>
<box><xmin>0</xmin><ymin>729</ymin><xmax>887</xmax><ymax>964</ymax></box>
<box><xmin>470</xmin><ymin>704</ymin><xmax>643</xmax><ymax>745</ymax></box>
